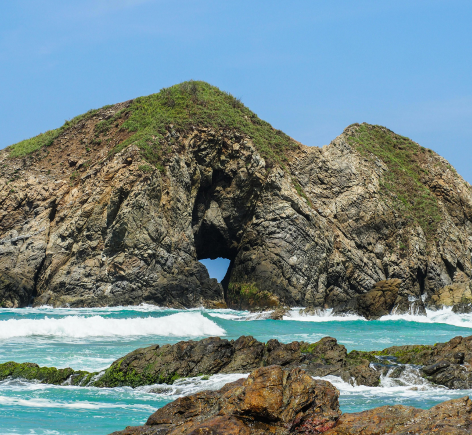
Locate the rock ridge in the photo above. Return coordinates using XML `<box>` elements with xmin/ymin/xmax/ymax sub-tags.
<box><xmin>109</xmin><ymin>365</ymin><xmax>472</xmax><ymax>435</ymax></box>
<box><xmin>4</xmin><ymin>334</ymin><xmax>472</xmax><ymax>391</ymax></box>
<box><xmin>0</xmin><ymin>81</ymin><xmax>471</xmax><ymax>313</ymax></box>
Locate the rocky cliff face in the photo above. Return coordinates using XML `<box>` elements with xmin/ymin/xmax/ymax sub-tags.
<box><xmin>1</xmin><ymin>81</ymin><xmax>471</xmax><ymax>310</ymax></box>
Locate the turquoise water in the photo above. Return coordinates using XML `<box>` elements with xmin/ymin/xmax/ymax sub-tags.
<box><xmin>2</xmin><ymin>306</ymin><xmax>472</xmax><ymax>434</ymax></box>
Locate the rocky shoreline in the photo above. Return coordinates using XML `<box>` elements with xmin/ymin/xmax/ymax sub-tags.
<box><xmin>4</xmin><ymin>333</ymin><xmax>472</xmax><ymax>433</ymax></box>
<box><xmin>110</xmin><ymin>365</ymin><xmax>472</xmax><ymax>435</ymax></box>
<box><xmin>3</xmin><ymin>334</ymin><xmax>472</xmax><ymax>390</ymax></box>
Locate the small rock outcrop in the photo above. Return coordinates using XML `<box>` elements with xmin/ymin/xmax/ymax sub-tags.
<box><xmin>94</xmin><ymin>336</ymin><xmax>380</xmax><ymax>388</ymax></box>
<box><xmin>325</xmin><ymin>396</ymin><xmax>472</xmax><ymax>435</ymax></box>
<box><xmin>332</xmin><ymin>279</ymin><xmax>402</xmax><ymax>319</ymax></box>
<box><xmin>1</xmin><ymin>82</ymin><xmax>471</xmax><ymax>311</ymax></box>
<box><xmin>110</xmin><ymin>365</ymin><xmax>341</xmax><ymax>435</ymax></box>
<box><xmin>6</xmin><ymin>334</ymin><xmax>472</xmax><ymax>391</ymax></box>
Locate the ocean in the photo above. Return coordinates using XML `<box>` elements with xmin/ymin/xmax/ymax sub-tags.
<box><xmin>1</xmin><ymin>306</ymin><xmax>472</xmax><ymax>434</ymax></box>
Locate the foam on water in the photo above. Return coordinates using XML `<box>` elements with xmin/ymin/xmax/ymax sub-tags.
<box><xmin>280</xmin><ymin>306</ymin><xmax>472</xmax><ymax>329</ymax></box>
<box><xmin>137</xmin><ymin>373</ymin><xmax>249</xmax><ymax>397</ymax></box>
<box><xmin>381</xmin><ymin>307</ymin><xmax>472</xmax><ymax>329</ymax></box>
<box><xmin>284</xmin><ymin>308</ymin><xmax>366</xmax><ymax>322</ymax></box>
<box><xmin>0</xmin><ymin>395</ymin><xmax>156</xmax><ymax>410</ymax></box>
<box><xmin>0</xmin><ymin>312</ymin><xmax>225</xmax><ymax>339</ymax></box>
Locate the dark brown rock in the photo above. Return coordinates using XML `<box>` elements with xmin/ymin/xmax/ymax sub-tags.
<box><xmin>110</xmin><ymin>365</ymin><xmax>341</xmax><ymax>435</ymax></box>
<box><xmin>110</xmin><ymin>365</ymin><xmax>472</xmax><ymax>435</ymax></box>
<box><xmin>333</xmin><ymin>279</ymin><xmax>402</xmax><ymax>319</ymax></box>
<box><xmin>325</xmin><ymin>396</ymin><xmax>472</xmax><ymax>435</ymax></box>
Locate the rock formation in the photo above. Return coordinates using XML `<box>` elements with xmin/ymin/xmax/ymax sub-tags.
<box><xmin>1</xmin><ymin>81</ymin><xmax>471</xmax><ymax>313</ymax></box>
<box><xmin>4</xmin><ymin>334</ymin><xmax>472</xmax><ymax>391</ymax></box>
<box><xmin>110</xmin><ymin>365</ymin><xmax>341</xmax><ymax>435</ymax></box>
<box><xmin>109</xmin><ymin>365</ymin><xmax>472</xmax><ymax>435</ymax></box>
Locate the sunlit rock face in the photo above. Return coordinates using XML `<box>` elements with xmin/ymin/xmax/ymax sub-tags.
<box><xmin>0</xmin><ymin>86</ymin><xmax>471</xmax><ymax>311</ymax></box>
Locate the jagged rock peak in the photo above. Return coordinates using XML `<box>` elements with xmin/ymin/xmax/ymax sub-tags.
<box><xmin>0</xmin><ymin>81</ymin><xmax>471</xmax><ymax>312</ymax></box>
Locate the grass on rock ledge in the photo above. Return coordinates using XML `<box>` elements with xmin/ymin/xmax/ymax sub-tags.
<box><xmin>7</xmin><ymin>81</ymin><xmax>298</xmax><ymax>169</ymax></box>
<box><xmin>347</xmin><ymin>123</ymin><xmax>442</xmax><ymax>240</ymax></box>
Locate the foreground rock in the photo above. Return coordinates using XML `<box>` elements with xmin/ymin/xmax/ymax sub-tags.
<box><xmin>111</xmin><ymin>365</ymin><xmax>341</xmax><ymax>435</ymax></box>
<box><xmin>1</xmin><ymin>82</ymin><xmax>471</xmax><ymax>313</ymax></box>
<box><xmin>110</xmin><ymin>365</ymin><xmax>472</xmax><ymax>435</ymax></box>
<box><xmin>325</xmin><ymin>396</ymin><xmax>472</xmax><ymax>435</ymax></box>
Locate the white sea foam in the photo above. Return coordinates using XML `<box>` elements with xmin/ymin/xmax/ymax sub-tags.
<box><xmin>137</xmin><ymin>373</ymin><xmax>249</xmax><ymax>397</ymax></box>
<box><xmin>380</xmin><ymin>307</ymin><xmax>472</xmax><ymax>329</ymax></box>
<box><xmin>0</xmin><ymin>395</ymin><xmax>155</xmax><ymax>411</ymax></box>
<box><xmin>315</xmin><ymin>368</ymin><xmax>472</xmax><ymax>405</ymax></box>
<box><xmin>0</xmin><ymin>312</ymin><xmax>225</xmax><ymax>339</ymax></box>
<box><xmin>275</xmin><ymin>306</ymin><xmax>472</xmax><ymax>329</ymax></box>
<box><xmin>284</xmin><ymin>308</ymin><xmax>366</xmax><ymax>322</ymax></box>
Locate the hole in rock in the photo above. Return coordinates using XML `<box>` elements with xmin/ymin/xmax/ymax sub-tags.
<box><xmin>200</xmin><ymin>258</ymin><xmax>231</xmax><ymax>282</ymax></box>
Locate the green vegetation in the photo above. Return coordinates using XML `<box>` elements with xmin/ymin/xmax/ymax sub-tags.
<box><xmin>292</xmin><ymin>178</ymin><xmax>313</xmax><ymax>207</ymax></box>
<box><xmin>370</xmin><ymin>344</ymin><xmax>432</xmax><ymax>364</ymax></box>
<box><xmin>138</xmin><ymin>164</ymin><xmax>154</xmax><ymax>173</ymax></box>
<box><xmin>227</xmin><ymin>282</ymin><xmax>277</xmax><ymax>309</ymax></box>
<box><xmin>300</xmin><ymin>343</ymin><xmax>319</xmax><ymax>354</ymax></box>
<box><xmin>0</xmin><ymin>361</ymin><xmax>91</xmax><ymax>385</ymax></box>
<box><xmin>347</xmin><ymin>123</ymin><xmax>442</xmax><ymax>239</ymax></box>
<box><xmin>8</xmin><ymin>81</ymin><xmax>298</xmax><ymax>172</ymax></box>
<box><xmin>113</xmin><ymin>80</ymin><xmax>298</xmax><ymax>168</ymax></box>
<box><xmin>8</xmin><ymin>109</ymin><xmax>100</xmax><ymax>158</ymax></box>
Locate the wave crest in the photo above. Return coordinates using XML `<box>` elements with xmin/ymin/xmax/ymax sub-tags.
<box><xmin>0</xmin><ymin>312</ymin><xmax>225</xmax><ymax>339</ymax></box>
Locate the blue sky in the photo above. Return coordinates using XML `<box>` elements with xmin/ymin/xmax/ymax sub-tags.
<box><xmin>1</xmin><ymin>1</ymin><xmax>471</xmax><ymax>278</ymax></box>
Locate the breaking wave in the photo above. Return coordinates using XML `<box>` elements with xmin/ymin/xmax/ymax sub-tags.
<box><xmin>280</xmin><ymin>307</ymin><xmax>472</xmax><ymax>329</ymax></box>
<box><xmin>0</xmin><ymin>312</ymin><xmax>225</xmax><ymax>339</ymax></box>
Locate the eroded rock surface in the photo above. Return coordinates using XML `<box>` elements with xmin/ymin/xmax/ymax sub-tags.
<box><xmin>110</xmin><ymin>365</ymin><xmax>341</xmax><ymax>435</ymax></box>
<box><xmin>1</xmin><ymin>84</ymin><xmax>471</xmax><ymax>313</ymax></box>
<box><xmin>94</xmin><ymin>336</ymin><xmax>380</xmax><ymax>388</ymax></box>
<box><xmin>109</xmin><ymin>365</ymin><xmax>472</xmax><ymax>435</ymax></box>
<box><xmin>325</xmin><ymin>396</ymin><xmax>472</xmax><ymax>435</ymax></box>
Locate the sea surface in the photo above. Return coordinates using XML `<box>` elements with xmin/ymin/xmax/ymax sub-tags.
<box><xmin>2</xmin><ymin>305</ymin><xmax>472</xmax><ymax>434</ymax></box>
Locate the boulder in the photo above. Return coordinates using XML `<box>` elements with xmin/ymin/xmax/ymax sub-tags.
<box><xmin>110</xmin><ymin>365</ymin><xmax>341</xmax><ymax>435</ymax></box>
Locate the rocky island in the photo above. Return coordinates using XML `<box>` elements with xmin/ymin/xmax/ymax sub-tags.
<box><xmin>0</xmin><ymin>81</ymin><xmax>471</xmax><ymax>317</ymax></box>
<box><xmin>2</xmin><ymin>81</ymin><xmax>472</xmax><ymax>434</ymax></box>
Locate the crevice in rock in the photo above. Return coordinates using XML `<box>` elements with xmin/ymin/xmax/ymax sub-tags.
<box><xmin>443</xmin><ymin>258</ymin><xmax>456</xmax><ymax>282</ymax></box>
<box><xmin>417</xmin><ymin>267</ymin><xmax>426</xmax><ymax>295</ymax></box>
<box><xmin>221</xmin><ymin>258</ymin><xmax>235</xmax><ymax>299</ymax></box>
<box><xmin>48</xmin><ymin>200</ymin><xmax>57</xmax><ymax>222</ymax></box>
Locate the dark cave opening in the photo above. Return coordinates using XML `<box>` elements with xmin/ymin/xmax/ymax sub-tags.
<box><xmin>192</xmin><ymin>169</ymin><xmax>239</xmax><ymax>301</ymax></box>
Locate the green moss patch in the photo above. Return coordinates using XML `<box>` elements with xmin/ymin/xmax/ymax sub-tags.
<box><xmin>227</xmin><ymin>282</ymin><xmax>278</xmax><ymax>309</ymax></box>
<box><xmin>0</xmin><ymin>361</ymin><xmax>93</xmax><ymax>385</ymax></box>
<box><xmin>7</xmin><ymin>109</ymin><xmax>102</xmax><ymax>158</ymax></box>
<box><xmin>347</xmin><ymin>123</ymin><xmax>442</xmax><ymax>240</ymax></box>
<box><xmin>111</xmin><ymin>81</ymin><xmax>298</xmax><ymax>168</ymax></box>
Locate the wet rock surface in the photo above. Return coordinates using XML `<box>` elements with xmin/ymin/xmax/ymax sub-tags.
<box><xmin>94</xmin><ymin>336</ymin><xmax>380</xmax><ymax>388</ymax></box>
<box><xmin>0</xmin><ymin>96</ymin><xmax>471</xmax><ymax>313</ymax></box>
<box><xmin>332</xmin><ymin>279</ymin><xmax>401</xmax><ymax>319</ymax></box>
<box><xmin>109</xmin><ymin>365</ymin><xmax>472</xmax><ymax>435</ymax></box>
<box><xmin>6</xmin><ymin>334</ymin><xmax>472</xmax><ymax>391</ymax></box>
<box><xmin>110</xmin><ymin>365</ymin><xmax>341</xmax><ymax>435</ymax></box>
<box><xmin>325</xmin><ymin>396</ymin><xmax>472</xmax><ymax>434</ymax></box>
